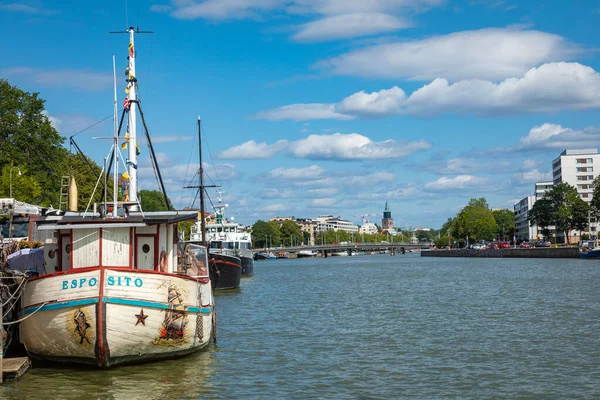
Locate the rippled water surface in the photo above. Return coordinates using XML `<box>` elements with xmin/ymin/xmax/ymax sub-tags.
<box><xmin>2</xmin><ymin>254</ymin><xmax>600</xmax><ymax>399</ymax></box>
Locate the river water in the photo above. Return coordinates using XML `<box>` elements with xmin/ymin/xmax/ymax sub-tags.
<box><xmin>1</xmin><ymin>253</ymin><xmax>599</xmax><ymax>399</ymax></box>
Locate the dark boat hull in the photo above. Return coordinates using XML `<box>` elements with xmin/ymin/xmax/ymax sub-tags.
<box><xmin>209</xmin><ymin>253</ymin><xmax>242</xmax><ymax>290</ymax></box>
<box><xmin>240</xmin><ymin>256</ymin><xmax>254</xmax><ymax>275</ymax></box>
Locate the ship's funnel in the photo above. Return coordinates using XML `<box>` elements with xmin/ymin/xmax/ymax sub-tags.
<box><xmin>68</xmin><ymin>174</ymin><xmax>78</xmax><ymax>211</ymax></box>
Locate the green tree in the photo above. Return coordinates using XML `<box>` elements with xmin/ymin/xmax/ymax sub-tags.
<box><xmin>251</xmin><ymin>220</ymin><xmax>281</xmax><ymax>248</ymax></box>
<box><xmin>530</xmin><ymin>183</ymin><xmax>590</xmax><ymax>244</ymax></box>
<box><xmin>139</xmin><ymin>189</ymin><xmax>173</xmax><ymax>211</ymax></box>
<box><xmin>492</xmin><ymin>209</ymin><xmax>515</xmax><ymax>241</ymax></box>
<box><xmin>279</xmin><ymin>219</ymin><xmax>302</xmax><ymax>246</ymax></box>
<box><xmin>60</xmin><ymin>153</ymin><xmax>121</xmax><ymax>212</ymax></box>
<box><xmin>547</xmin><ymin>183</ymin><xmax>590</xmax><ymax>243</ymax></box>
<box><xmin>0</xmin><ymin>164</ymin><xmax>42</xmax><ymax>202</ymax></box>
<box><xmin>0</xmin><ymin>79</ymin><xmax>68</xmax><ymax>206</ymax></box>
<box><xmin>303</xmin><ymin>231</ymin><xmax>311</xmax><ymax>245</ymax></box>
<box><xmin>590</xmin><ymin>176</ymin><xmax>600</xmax><ymax>219</ymax></box>
<box><xmin>178</xmin><ymin>220</ymin><xmax>194</xmax><ymax>240</ymax></box>
<box><xmin>528</xmin><ymin>198</ymin><xmax>554</xmax><ymax>239</ymax></box>
<box><xmin>454</xmin><ymin>198</ymin><xmax>498</xmax><ymax>243</ymax></box>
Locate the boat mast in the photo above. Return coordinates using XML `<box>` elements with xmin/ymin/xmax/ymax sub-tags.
<box><xmin>127</xmin><ymin>27</ymin><xmax>138</xmax><ymax>210</ymax></box>
<box><xmin>112</xmin><ymin>56</ymin><xmax>118</xmax><ymax>217</ymax></box>
<box><xmin>198</xmin><ymin>117</ymin><xmax>207</xmax><ymax>246</ymax></box>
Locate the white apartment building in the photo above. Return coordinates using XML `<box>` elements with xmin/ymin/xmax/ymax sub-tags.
<box><xmin>359</xmin><ymin>222</ymin><xmax>378</xmax><ymax>235</ymax></box>
<box><xmin>315</xmin><ymin>215</ymin><xmax>359</xmax><ymax>234</ymax></box>
<box><xmin>535</xmin><ymin>181</ymin><xmax>553</xmax><ymax>200</ymax></box>
<box><xmin>552</xmin><ymin>149</ymin><xmax>600</xmax><ymax>235</ymax></box>
<box><xmin>514</xmin><ymin>182</ymin><xmax>554</xmax><ymax>241</ymax></box>
<box><xmin>514</xmin><ymin>196</ymin><xmax>538</xmax><ymax>241</ymax></box>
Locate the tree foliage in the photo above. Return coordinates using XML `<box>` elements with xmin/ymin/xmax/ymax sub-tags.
<box><xmin>0</xmin><ymin>80</ymin><xmax>119</xmax><ymax>210</ymax></box>
<box><xmin>251</xmin><ymin>220</ymin><xmax>280</xmax><ymax>248</ymax></box>
<box><xmin>528</xmin><ymin>198</ymin><xmax>554</xmax><ymax>238</ymax></box>
<box><xmin>0</xmin><ymin>79</ymin><xmax>68</xmax><ymax>206</ymax></box>
<box><xmin>590</xmin><ymin>176</ymin><xmax>600</xmax><ymax>219</ymax></box>
<box><xmin>529</xmin><ymin>183</ymin><xmax>590</xmax><ymax>242</ymax></box>
<box><xmin>279</xmin><ymin>219</ymin><xmax>303</xmax><ymax>246</ymax></box>
<box><xmin>139</xmin><ymin>189</ymin><xmax>173</xmax><ymax>211</ymax></box>
<box><xmin>453</xmin><ymin>198</ymin><xmax>497</xmax><ymax>242</ymax></box>
<box><xmin>0</xmin><ymin>164</ymin><xmax>42</xmax><ymax>203</ymax></box>
<box><xmin>492</xmin><ymin>209</ymin><xmax>514</xmax><ymax>240</ymax></box>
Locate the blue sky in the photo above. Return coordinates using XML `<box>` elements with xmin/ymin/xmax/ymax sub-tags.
<box><xmin>1</xmin><ymin>0</ymin><xmax>599</xmax><ymax>228</ymax></box>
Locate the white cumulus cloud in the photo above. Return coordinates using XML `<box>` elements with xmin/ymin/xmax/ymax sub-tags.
<box><xmin>264</xmin><ymin>203</ymin><xmax>289</xmax><ymax>212</ymax></box>
<box><xmin>220</xmin><ymin>133</ymin><xmax>431</xmax><ymax>161</ymax></box>
<box><xmin>292</xmin><ymin>13</ymin><xmax>410</xmax><ymax>42</ymax></box>
<box><xmin>514</xmin><ymin>123</ymin><xmax>600</xmax><ymax>151</ymax></box>
<box><xmin>291</xmin><ymin>133</ymin><xmax>432</xmax><ymax>160</ymax></box>
<box><xmin>256</xmin><ymin>62</ymin><xmax>600</xmax><ymax>120</ymax></box>
<box><xmin>311</xmin><ymin>198</ymin><xmax>337</xmax><ymax>207</ymax></box>
<box><xmin>268</xmin><ymin>165</ymin><xmax>325</xmax><ymax>179</ymax></box>
<box><xmin>336</xmin><ymin>86</ymin><xmax>406</xmax><ymax>117</ymax></box>
<box><xmin>255</xmin><ymin>103</ymin><xmax>354</xmax><ymax>121</ymax></box>
<box><xmin>424</xmin><ymin>175</ymin><xmax>491</xmax><ymax>191</ymax></box>
<box><xmin>320</xmin><ymin>28</ymin><xmax>578</xmax><ymax>81</ymax></box>
<box><xmin>218</xmin><ymin>139</ymin><xmax>288</xmax><ymax>159</ymax></box>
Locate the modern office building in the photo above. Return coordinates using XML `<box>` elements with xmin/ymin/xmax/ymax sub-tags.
<box><xmin>315</xmin><ymin>215</ymin><xmax>359</xmax><ymax>234</ymax></box>
<box><xmin>514</xmin><ymin>182</ymin><xmax>554</xmax><ymax>241</ymax></box>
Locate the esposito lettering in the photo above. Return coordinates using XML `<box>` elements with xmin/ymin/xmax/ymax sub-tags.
<box><xmin>61</xmin><ymin>276</ymin><xmax>143</xmax><ymax>290</ymax></box>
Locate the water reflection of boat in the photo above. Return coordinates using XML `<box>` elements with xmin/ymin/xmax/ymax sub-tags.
<box><xmin>254</xmin><ymin>252</ymin><xmax>276</xmax><ymax>260</ymax></box>
<box><xmin>298</xmin><ymin>250</ymin><xmax>318</xmax><ymax>258</ymax></box>
<box><xmin>331</xmin><ymin>251</ymin><xmax>348</xmax><ymax>257</ymax></box>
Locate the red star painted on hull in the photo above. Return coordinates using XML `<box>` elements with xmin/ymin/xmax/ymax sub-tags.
<box><xmin>135</xmin><ymin>309</ymin><xmax>148</xmax><ymax>326</ymax></box>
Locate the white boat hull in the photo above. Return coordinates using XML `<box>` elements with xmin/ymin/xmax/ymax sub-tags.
<box><xmin>20</xmin><ymin>268</ymin><xmax>213</xmax><ymax>367</ymax></box>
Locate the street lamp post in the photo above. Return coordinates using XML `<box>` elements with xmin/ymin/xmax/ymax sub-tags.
<box><xmin>9</xmin><ymin>166</ymin><xmax>22</xmax><ymax>199</ymax></box>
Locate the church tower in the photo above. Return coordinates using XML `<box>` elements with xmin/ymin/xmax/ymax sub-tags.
<box><xmin>381</xmin><ymin>201</ymin><xmax>394</xmax><ymax>231</ymax></box>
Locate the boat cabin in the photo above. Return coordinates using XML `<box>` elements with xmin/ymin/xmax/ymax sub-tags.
<box><xmin>36</xmin><ymin>211</ymin><xmax>199</xmax><ymax>275</ymax></box>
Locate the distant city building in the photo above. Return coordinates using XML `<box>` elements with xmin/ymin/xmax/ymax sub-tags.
<box><xmin>270</xmin><ymin>216</ymin><xmax>294</xmax><ymax>223</ymax></box>
<box><xmin>316</xmin><ymin>215</ymin><xmax>358</xmax><ymax>234</ymax></box>
<box><xmin>359</xmin><ymin>222</ymin><xmax>378</xmax><ymax>235</ymax></box>
<box><xmin>381</xmin><ymin>201</ymin><xmax>394</xmax><ymax>231</ymax></box>
<box><xmin>552</xmin><ymin>148</ymin><xmax>600</xmax><ymax>236</ymax></box>
<box><xmin>514</xmin><ymin>180</ymin><xmax>558</xmax><ymax>241</ymax></box>
<box><xmin>514</xmin><ymin>196</ymin><xmax>539</xmax><ymax>241</ymax></box>
<box><xmin>296</xmin><ymin>218</ymin><xmax>316</xmax><ymax>246</ymax></box>
<box><xmin>270</xmin><ymin>217</ymin><xmax>316</xmax><ymax>246</ymax></box>
<box><xmin>535</xmin><ymin>181</ymin><xmax>553</xmax><ymax>200</ymax></box>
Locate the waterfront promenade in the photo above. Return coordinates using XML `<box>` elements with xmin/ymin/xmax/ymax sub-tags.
<box><xmin>422</xmin><ymin>247</ymin><xmax>580</xmax><ymax>258</ymax></box>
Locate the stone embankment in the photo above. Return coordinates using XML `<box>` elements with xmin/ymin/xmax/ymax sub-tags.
<box><xmin>421</xmin><ymin>247</ymin><xmax>580</xmax><ymax>258</ymax></box>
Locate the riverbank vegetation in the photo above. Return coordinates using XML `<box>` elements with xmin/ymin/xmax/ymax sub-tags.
<box><xmin>0</xmin><ymin>80</ymin><xmax>111</xmax><ymax>209</ymax></box>
<box><xmin>434</xmin><ymin>198</ymin><xmax>514</xmax><ymax>248</ymax></box>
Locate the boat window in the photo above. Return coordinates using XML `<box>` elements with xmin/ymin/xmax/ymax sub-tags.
<box><xmin>1</xmin><ymin>220</ymin><xmax>29</xmax><ymax>239</ymax></box>
<box><xmin>224</xmin><ymin>242</ymin><xmax>234</xmax><ymax>249</ymax></box>
<box><xmin>217</xmin><ymin>227</ymin><xmax>222</xmax><ymax>232</ymax></box>
<box><xmin>210</xmin><ymin>241</ymin><xmax>222</xmax><ymax>249</ymax></box>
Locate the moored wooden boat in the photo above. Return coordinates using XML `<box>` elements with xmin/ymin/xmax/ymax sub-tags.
<box><xmin>20</xmin><ymin>213</ymin><xmax>214</xmax><ymax>367</ymax></box>
<box><xmin>17</xmin><ymin>27</ymin><xmax>214</xmax><ymax>367</ymax></box>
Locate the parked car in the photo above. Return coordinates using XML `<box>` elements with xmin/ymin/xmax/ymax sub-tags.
<box><xmin>501</xmin><ymin>242</ymin><xmax>511</xmax><ymax>248</ymax></box>
<box><xmin>519</xmin><ymin>242</ymin><xmax>531</xmax><ymax>248</ymax></box>
<box><xmin>533</xmin><ymin>240</ymin><xmax>552</xmax><ymax>247</ymax></box>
